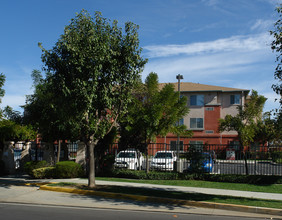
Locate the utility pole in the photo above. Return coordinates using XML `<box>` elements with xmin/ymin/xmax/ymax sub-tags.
<box><xmin>176</xmin><ymin>74</ymin><xmax>183</xmax><ymax>170</ymax></box>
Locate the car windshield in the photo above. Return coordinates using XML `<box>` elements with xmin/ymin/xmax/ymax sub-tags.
<box><xmin>117</xmin><ymin>152</ymin><xmax>136</xmax><ymax>158</ymax></box>
<box><xmin>154</xmin><ymin>152</ymin><xmax>173</xmax><ymax>159</ymax></box>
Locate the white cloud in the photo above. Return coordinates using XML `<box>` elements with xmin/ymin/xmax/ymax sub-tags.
<box><xmin>251</xmin><ymin>19</ymin><xmax>274</xmax><ymax>32</ymax></box>
<box><xmin>143</xmin><ymin>49</ymin><xmax>270</xmax><ymax>82</ymax></box>
<box><xmin>144</xmin><ymin>33</ymin><xmax>272</xmax><ymax>58</ymax></box>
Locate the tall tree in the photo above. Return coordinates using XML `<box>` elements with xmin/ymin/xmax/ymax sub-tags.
<box><xmin>0</xmin><ymin>73</ymin><xmax>36</xmax><ymax>150</ymax></box>
<box><xmin>34</xmin><ymin>10</ymin><xmax>146</xmax><ymax>187</ymax></box>
<box><xmin>0</xmin><ymin>73</ymin><xmax>5</xmax><ymax>119</ymax></box>
<box><xmin>219</xmin><ymin>90</ymin><xmax>267</xmax><ymax>174</ymax></box>
<box><xmin>270</xmin><ymin>5</ymin><xmax>282</xmax><ymax>107</ymax></box>
<box><xmin>119</xmin><ymin>72</ymin><xmax>191</xmax><ymax>172</ymax></box>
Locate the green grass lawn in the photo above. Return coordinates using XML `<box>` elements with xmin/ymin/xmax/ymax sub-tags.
<box><xmin>95</xmin><ymin>177</ymin><xmax>282</xmax><ymax>194</ymax></box>
<box><xmin>49</xmin><ymin>182</ymin><xmax>282</xmax><ymax>209</ymax></box>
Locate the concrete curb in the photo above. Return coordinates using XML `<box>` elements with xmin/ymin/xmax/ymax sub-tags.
<box><xmin>39</xmin><ymin>184</ymin><xmax>282</xmax><ymax>217</ymax></box>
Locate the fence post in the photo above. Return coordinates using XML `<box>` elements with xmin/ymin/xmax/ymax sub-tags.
<box><xmin>76</xmin><ymin>142</ymin><xmax>86</xmax><ymax>171</ymax></box>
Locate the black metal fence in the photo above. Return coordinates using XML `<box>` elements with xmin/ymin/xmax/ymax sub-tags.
<box><xmin>24</xmin><ymin>141</ymin><xmax>282</xmax><ymax>175</ymax></box>
<box><xmin>109</xmin><ymin>143</ymin><xmax>282</xmax><ymax>176</ymax></box>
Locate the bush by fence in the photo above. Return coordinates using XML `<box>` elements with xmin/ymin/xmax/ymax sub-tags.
<box><xmin>105</xmin><ymin>169</ymin><xmax>282</xmax><ymax>184</ymax></box>
<box><xmin>25</xmin><ymin>160</ymin><xmax>84</xmax><ymax>179</ymax></box>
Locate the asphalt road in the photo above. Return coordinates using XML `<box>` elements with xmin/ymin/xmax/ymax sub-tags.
<box><xmin>0</xmin><ymin>203</ymin><xmax>265</xmax><ymax>220</ymax></box>
<box><xmin>0</xmin><ymin>184</ymin><xmax>280</xmax><ymax>219</ymax></box>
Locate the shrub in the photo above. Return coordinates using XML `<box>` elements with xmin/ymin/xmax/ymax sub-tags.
<box><xmin>106</xmin><ymin>169</ymin><xmax>282</xmax><ymax>184</ymax></box>
<box><xmin>55</xmin><ymin>161</ymin><xmax>84</xmax><ymax>178</ymax></box>
<box><xmin>32</xmin><ymin>167</ymin><xmax>56</xmax><ymax>179</ymax></box>
<box><xmin>24</xmin><ymin>160</ymin><xmax>49</xmax><ymax>176</ymax></box>
<box><xmin>271</xmin><ymin>151</ymin><xmax>282</xmax><ymax>163</ymax></box>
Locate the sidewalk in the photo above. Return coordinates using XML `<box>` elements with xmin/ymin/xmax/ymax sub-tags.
<box><xmin>0</xmin><ymin>175</ymin><xmax>281</xmax><ymax>218</ymax></box>
<box><xmin>1</xmin><ymin>175</ymin><xmax>281</xmax><ymax>201</ymax></box>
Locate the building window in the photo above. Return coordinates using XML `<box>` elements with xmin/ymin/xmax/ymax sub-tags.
<box><xmin>189</xmin><ymin>141</ymin><xmax>204</xmax><ymax>151</ymax></box>
<box><xmin>230</xmin><ymin>94</ymin><xmax>240</xmax><ymax>104</ymax></box>
<box><xmin>205</xmin><ymin>107</ymin><xmax>214</xmax><ymax>111</ymax></box>
<box><xmin>170</xmin><ymin>141</ymin><xmax>184</xmax><ymax>151</ymax></box>
<box><xmin>190</xmin><ymin>118</ymin><xmax>204</xmax><ymax>129</ymax></box>
<box><xmin>190</xmin><ymin>95</ymin><xmax>204</xmax><ymax>106</ymax></box>
<box><xmin>179</xmin><ymin>118</ymin><xmax>184</xmax><ymax>125</ymax></box>
<box><xmin>230</xmin><ymin>141</ymin><xmax>240</xmax><ymax>150</ymax></box>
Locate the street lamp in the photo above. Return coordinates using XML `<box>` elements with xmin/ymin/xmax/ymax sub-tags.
<box><xmin>176</xmin><ymin>74</ymin><xmax>183</xmax><ymax>169</ymax></box>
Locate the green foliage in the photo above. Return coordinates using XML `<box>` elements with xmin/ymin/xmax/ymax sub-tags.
<box><xmin>24</xmin><ymin>160</ymin><xmax>50</xmax><ymax>176</ymax></box>
<box><xmin>27</xmin><ymin>10</ymin><xmax>147</xmax><ymax>186</ymax></box>
<box><xmin>219</xmin><ymin>90</ymin><xmax>268</xmax><ymax>146</ymax></box>
<box><xmin>185</xmin><ymin>147</ymin><xmax>207</xmax><ymax>173</ymax></box>
<box><xmin>0</xmin><ymin>119</ymin><xmax>36</xmax><ymax>142</ymax></box>
<box><xmin>270</xmin><ymin>5</ymin><xmax>282</xmax><ymax>106</ymax></box>
<box><xmin>55</xmin><ymin>161</ymin><xmax>84</xmax><ymax>178</ymax></box>
<box><xmin>25</xmin><ymin>161</ymin><xmax>84</xmax><ymax>179</ymax></box>
<box><xmin>119</xmin><ymin>72</ymin><xmax>191</xmax><ymax>149</ymax></box>
<box><xmin>32</xmin><ymin>167</ymin><xmax>56</xmax><ymax>179</ymax></box>
<box><xmin>271</xmin><ymin>151</ymin><xmax>282</xmax><ymax>163</ymax></box>
<box><xmin>0</xmin><ymin>73</ymin><xmax>5</xmax><ymax>100</ymax></box>
<box><xmin>107</xmin><ymin>169</ymin><xmax>282</xmax><ymax>184</ymax></box>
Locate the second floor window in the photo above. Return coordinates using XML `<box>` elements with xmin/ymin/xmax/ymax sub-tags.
<box><xmin>190</xmin><ymin>118</ymin><xmax>203</xmax><ymax>129</ymax></box>
<box><xmin>230</xmin><ymin>94</ymin><xmax>240</xmax><ymax>104</ymax></box>
<box><xmin>190</xmin><ymin>95</ymin><xmax>204</xmax><ymax>106</ymax></box>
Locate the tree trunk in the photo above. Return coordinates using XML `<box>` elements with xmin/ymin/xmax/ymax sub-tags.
<box><xmin>146</xmin><ymin>142</ymin><xmax>150</xmax><ymax>174</ymax></box>
<box><xmin>88</xmin><ymin>139</ymin><xmax>99</xmax><ymax>188</ymax></box>
<box><xmin>56</xmin><ymin>140</ymin><xmax>61</xmax><ymax>163</ymax></box>
<box><xmin>244</xmin><ymin>151</ymin><xmax>249</xmax><ymax>175</ymax></box>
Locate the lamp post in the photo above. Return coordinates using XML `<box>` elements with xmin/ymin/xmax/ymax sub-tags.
<box><xmin>176</xmin><ymin>74</ymin><xmax>183</xmax><ymax>166</ymax></box>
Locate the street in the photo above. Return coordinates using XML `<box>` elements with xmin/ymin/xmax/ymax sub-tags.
<box><xmin>0</xmin><ymin>203</ymin><xmax>266</xmax><ymax>220</ymax></box>
<box><xmin>0</xmin><ymin>184</ymin><xmax>280</xmax><ymax>219</ymax></box>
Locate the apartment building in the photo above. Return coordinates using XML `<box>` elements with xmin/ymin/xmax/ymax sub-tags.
<box><xmin>157</xmin><ymin>82</ymin><xmax>250</xmax><ymax>147</ymax></box>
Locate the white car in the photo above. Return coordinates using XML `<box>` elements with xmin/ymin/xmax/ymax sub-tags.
<box><xmin>114</xmin><ymin>149</ymin><xmax>144</xmax><ymax>170</ymax></box>
<box><xmin>150</xmin><ymin>151</ymin><xmax>177</xmax><ymax>171</ymax></box>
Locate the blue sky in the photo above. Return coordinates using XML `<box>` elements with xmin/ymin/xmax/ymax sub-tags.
<box><xmin>1</xmin><ymin>0</ymin><xmax>281</xmax><ymax>113</ymax></box>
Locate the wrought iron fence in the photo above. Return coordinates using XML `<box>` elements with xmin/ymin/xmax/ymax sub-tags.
<box><xmin>110</xmin><ymin>143</ymin><xmax>282</xmax><ymax>176</ymax></box>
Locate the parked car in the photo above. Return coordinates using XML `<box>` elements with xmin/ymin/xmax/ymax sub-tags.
<box><xmin>114</xmin><ymin>149</ymin><xmax>144</xmax><ymax>170</ymax></box>
<box><xmin>187</xmin><ymin>152</ymin><xmax>214</xmax><ymax>173</ymax></box>
<box><xmin>150</xmin><ymin>151</ymin><xmax>177</xmax><ymax>171</ymax></box>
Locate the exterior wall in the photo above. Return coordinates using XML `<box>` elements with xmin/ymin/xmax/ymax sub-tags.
<box><xmin>156</xmin><ymin>90</ymin><xmax>246</xmax><ymax>145</ymax></box>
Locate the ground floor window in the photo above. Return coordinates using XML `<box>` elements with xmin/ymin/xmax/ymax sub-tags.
<box><xmin>189</xmin><ymin>141</ymin><xmax>204</xmax><ymax>151</ymax></box>
<box><xmin>170</xmin><ymin>140</ymin><xmax>184</xmax><ymax>151</ymax></box>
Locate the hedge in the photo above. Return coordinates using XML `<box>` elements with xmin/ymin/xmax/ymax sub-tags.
<box><xmin>32</xmin><ymin>167</ymin><xmax>56</xmax><ymax>179</ymax></box>
<box><xmin>55</xmin><ymin>161</ymin><xmax>84</xmax><ymax>178</ymax></box>
<box><xmin>24</xmin><ymin>160</ymin><xmax>50</xmax><ymax>177</ymax></box>
<box><xmin>25</xmin><ymin>161</ymin><xmax>84</xmax><ymax>179</ymax></box>
<box><xmin>104</xmin><ymin>169</ymin><xmax>282</xmax><ymax>184</ymax></box>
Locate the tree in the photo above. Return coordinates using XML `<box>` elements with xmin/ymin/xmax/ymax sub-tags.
<box><xmin>0</xmin><ymin>73</ymin><xmax>5</xmax><ymax>118</ymax></box>
<box><xmin>34</xmin><ymin>10</ymin><xmax>146</xmax><ymax>187</ymax></box>
<box><xmin>118</xmin><ymin>72</ymin><xmax>192</xmax><ymax>172</ymax></box>
<box><xmin>24</xmin><ymin>69</ymin><xmax>78</xmax><ymax>162</ymax></box>
<box><xmin>219</xmin><ymin>90</ymin><xmax>267</xmax><ymax>174</ymax></box>
<box><xmin>270</xmin><ymin>5</ymin><xmax>282</xmax><ymax>106</ymax></box>
<box><xmin>0</xmin><ymin>73</ymin><xmax>36</xmax><ymax>153</ymax></box>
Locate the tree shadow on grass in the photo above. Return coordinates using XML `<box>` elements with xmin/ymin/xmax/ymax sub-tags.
<box><xmin>64</xmin><ymin>184</ymin><xmax>282</xmax><ymax>210</ymax></box>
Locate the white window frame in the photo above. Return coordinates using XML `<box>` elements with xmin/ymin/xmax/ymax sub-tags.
<box><xmin>190</xmin><ymin>118</ymin><xmax>204</xmax><ymax>129</ymax></box>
